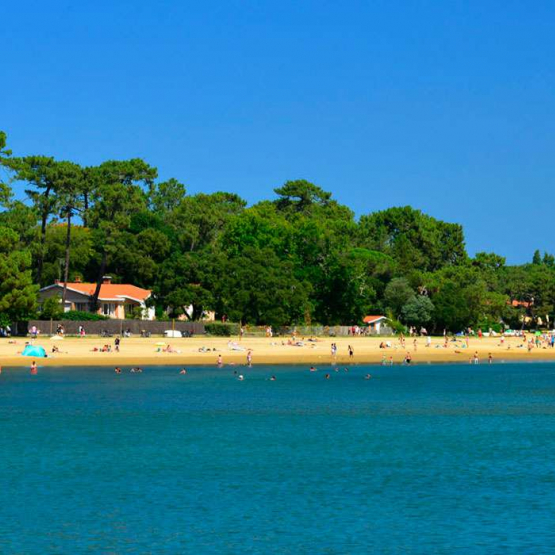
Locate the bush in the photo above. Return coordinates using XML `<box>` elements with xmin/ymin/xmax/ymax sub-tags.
<box><xmin>63</xmin><ymin>311</ymin><xmax>109</xmax><ymax>321</ymax></box>
<box><xmin>477</xmin><ymin>320</ymin><xmax>503</xmax><ymax>334</ymax></box>
<box><xmin>205</xmin><ymin>322</ymin><xmax>239</xmax><ymax>336</ymax></box>
<box><xmin>40</xmin><ymin>296</ymin><xmax>64</xmax><ymax>320</ymax></box>
<box><xmin>385</xmin><ymin>317</ymin><xmax>407</xmax><ymax>335</ymax></box>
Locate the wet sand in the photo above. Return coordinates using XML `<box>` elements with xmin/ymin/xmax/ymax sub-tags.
<box><xmin>1</xmin><ymin>335</ymin><xmax>554</xmax><ymax>367</ymax></box>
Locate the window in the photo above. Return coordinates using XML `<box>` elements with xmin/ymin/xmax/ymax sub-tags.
<box><xmin>102</xmin><ymin>303</ymin><xmax>116</xmax><ymax>316</ymax></box>
<box><xmin>75</xmin><ymin>303</ymin><xmax>88</xmax><ymax>312</ymax></box>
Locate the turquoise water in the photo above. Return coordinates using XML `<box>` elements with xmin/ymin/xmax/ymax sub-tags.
<box><xmin>1</xmin><ymin>362</ymin><xmax>555</xmax><ymax>554</ymax></box>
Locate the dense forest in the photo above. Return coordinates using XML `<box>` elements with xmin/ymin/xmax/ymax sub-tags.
<box><xmin>0</xmin><ymin>130</ymin><xmax>553</xmax><ymax>332</ymax></box>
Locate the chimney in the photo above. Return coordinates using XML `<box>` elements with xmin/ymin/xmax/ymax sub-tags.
<box><xmin>102</xmin><ymin>275</ymin><xmax>112</xmax><ymax>284</ymax></box>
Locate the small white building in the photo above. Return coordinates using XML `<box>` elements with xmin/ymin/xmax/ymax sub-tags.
<box><xmin>363</xmin><ymin>315</ymin><xmax>387</xmax><ymax>333</ymax></box>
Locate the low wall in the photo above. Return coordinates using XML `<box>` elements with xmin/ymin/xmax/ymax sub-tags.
<box><xmin>24</xmin><ymin>319</ymin><xmax>205</xmax><ymax>336</ymax></box>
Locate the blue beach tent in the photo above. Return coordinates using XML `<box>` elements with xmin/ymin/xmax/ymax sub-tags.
<box><xmin>22</xmin><ymin>345</ymin><xmax>47</xmax><ymax>358</ymax></box>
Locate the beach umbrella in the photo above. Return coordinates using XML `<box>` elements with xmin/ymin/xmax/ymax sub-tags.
<box><xmin>22</xmin><ymin>345</ymin><xmax>47</xmax><ymax>358</ymax></box>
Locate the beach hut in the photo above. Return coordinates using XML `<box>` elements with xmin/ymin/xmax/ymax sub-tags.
<box><xmin>363</xmin><ymin>315</ymin><xmax>387</xmax><ymax>334</ymax></box>
<box><xmin>22</xmin><ymin>345</ymin><xmax>47</xmax><ymax>358</ymax></box>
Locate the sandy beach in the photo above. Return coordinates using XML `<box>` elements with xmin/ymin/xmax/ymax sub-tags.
<box><xmin>1</xmin><ymin>334</ymin><xmax>555</xmax><ymax>368</ymax></box>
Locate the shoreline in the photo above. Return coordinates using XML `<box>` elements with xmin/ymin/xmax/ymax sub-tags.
<box><xmin>2</xmin><ymin>335</ymin><xmax>555</xmax><ymax>367</ymax></box>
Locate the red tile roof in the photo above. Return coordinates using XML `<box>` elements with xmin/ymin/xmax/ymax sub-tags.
<box><xmin>510</xmin><ymin>300</ymin><xmax>531</xmax><ymax>308</ymax></box>
<box><xmin>49</xmin><ymin>282</ymin><xmax>151</xmax><ymax>302</ymax></box>
<box><xmin>363</xmin><ymin>315</ymin><xmax>386</xmax><ymax>324</ymax></box>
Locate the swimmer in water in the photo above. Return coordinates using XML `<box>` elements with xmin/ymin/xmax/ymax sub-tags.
<box><xmin>325</xmin><ymin>373</ymin><xmax>330</xmax><ymax>379</ymax></box>
<box><xmin>179</xmin><ymin>368</ymin><xmax>187</xmax><ymax>374</ymax></box>
<box><xmin>270</xmin><ymin>375</ymin><xmax>276</xmax><ymax>381</ymax></box>
<box><xmin>114</xmin><ymin>367</ymin><xmax>121</xmax><ymax>374</ymax></box>
<box><xmin>365</xmin><ymin>374</ymin><xmax>372</xmax><ymax>380</ymax></box>
<box><xmin>309</xmin><ymin>366</ymin><xmax>317</xmax><ymax>372</ymax></box>
<box><xmin>237</xmin><ymin>374</ymin><xmax>244</xmax><ymax>381</ymax></box>
<box><xmin>344</xmin><ymin>367</ymin><xmax>349</xmax><ymax>372</ymax></box>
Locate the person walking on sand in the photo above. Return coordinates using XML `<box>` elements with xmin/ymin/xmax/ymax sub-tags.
<box><xmin>114</xmin><ymin>336</ymin><xmax>120</xmax><ymax>352</ymax></box>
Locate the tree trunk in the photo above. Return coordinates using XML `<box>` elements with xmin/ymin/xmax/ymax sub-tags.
<box><xmin>91</xmin><ymin>250</ymin><xmax>108</xmax><ymax>312</ymax></box>
<box><xmin>61</xmin><ymin>212</ymin><xmax>72</xmax><ymax>305</ymax></box>
<box><xmin>83</xmin><ymin>190</ymin><xmax>89</xmax><ymax>227</ymax></box>
<box><xmin>36</xmin><ymin>186</ymin><xmax>52</xmax><ymax>284</ymax></box>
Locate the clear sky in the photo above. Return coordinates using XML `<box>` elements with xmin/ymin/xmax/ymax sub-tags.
<box><xmin>2</xmin><ymin>1</ymin><xmax>553</xmax><ymax>263</ymax></box>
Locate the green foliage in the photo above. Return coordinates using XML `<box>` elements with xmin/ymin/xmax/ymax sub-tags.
<box><xmin>40</xmin><ymin>295</ymin><xmax>64</xmax><ymax>320</ymax></box>
<box><xmin>359</xmin><ymin>206</ymin><xmax>467</xmax><ymax>272</ymax></box>
<box><xmin>62</xmin><ymin>311</ymin><xmax>109</xmax><ymax>321</ymax></box>
<box><xmin>204</xmin><ymin>322</ymin><xmax>239</xmax><ymax>336</ymax></box>
<box><xmin>384</xmin><ymin>278</ymin><xmax>415</xmax><ymax>318</ymax></box>
<box><xmin>217</xmin><ymin>247</ymin><xmax>312</xmax><ymax>327</ymax></box>
<box><xmin>401</xmin><ymin>295</ymin><xmax>435</xmax><ymax>327</ymax></box>
<box><xmin>2</xmin><ymin>136</ymin><xmax>554</xmax><ymax>331</ymax></box>
<box><xmin>0</xmin><ymin>226</ymin><xmax>38</xmax><ymax>323</ymax></box>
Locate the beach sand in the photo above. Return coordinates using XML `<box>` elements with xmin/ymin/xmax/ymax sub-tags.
<box><xmin>1</xmin><ymin>334</ymin><xmax>554</xmax><ymax>368</ymax></box>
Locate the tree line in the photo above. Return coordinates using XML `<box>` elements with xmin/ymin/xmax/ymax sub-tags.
<box><xmin>0</xmin><ymin>130</ymin><xmax>553</xmax><ymax>332</ymax></box>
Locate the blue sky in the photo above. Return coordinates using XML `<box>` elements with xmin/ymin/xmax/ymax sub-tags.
<box><xmin>2</xmin><ymin>1</ymin><xmax>553</xmax><ymax>263</ymax></box>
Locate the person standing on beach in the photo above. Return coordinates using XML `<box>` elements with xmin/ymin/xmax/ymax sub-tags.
<box><xmin>246</xmin><ymin>349</ymin><xmax>252</xmax><ymax>366</ymax></box>
<box><xmin>217</xmin><ymin>354</ymin><xmax>223</xmax><ymax>366</ymax></box>
<box><xmin>30</xmin><ymin>361</ymin><xmax>37</xmax><ymax>375</ymax></box>
<box><xmin>348</xmin><ymin>345</ymin><xmax>354</xmax><ymax>358</ymax></box>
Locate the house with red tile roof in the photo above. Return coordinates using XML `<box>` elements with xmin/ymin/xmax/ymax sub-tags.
<box><xmin>38</xmin><ymin>276</ymin><xmax>154</xmax><ymax>320</ymax></box>
<box><xmin>363</xmin><ymin>315</ymin><xmax>387</xmax><ymax>333</ymax></box>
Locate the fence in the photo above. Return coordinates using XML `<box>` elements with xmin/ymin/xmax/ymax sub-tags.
<box><xmin>278</xmin><ymin>325</ymin><xmax>394</xmax><ymax>337</ymax></box>
<box><xmin>22</xmin><ymin>319</ymin><xmax>205</xmax><ymax>336</ymax></box>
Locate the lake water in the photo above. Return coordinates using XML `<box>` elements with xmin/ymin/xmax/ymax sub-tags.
<box><xmin>1</xmin><ymin>362</ymin><xmax>555</xmax><ymax>554</ymax></box>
